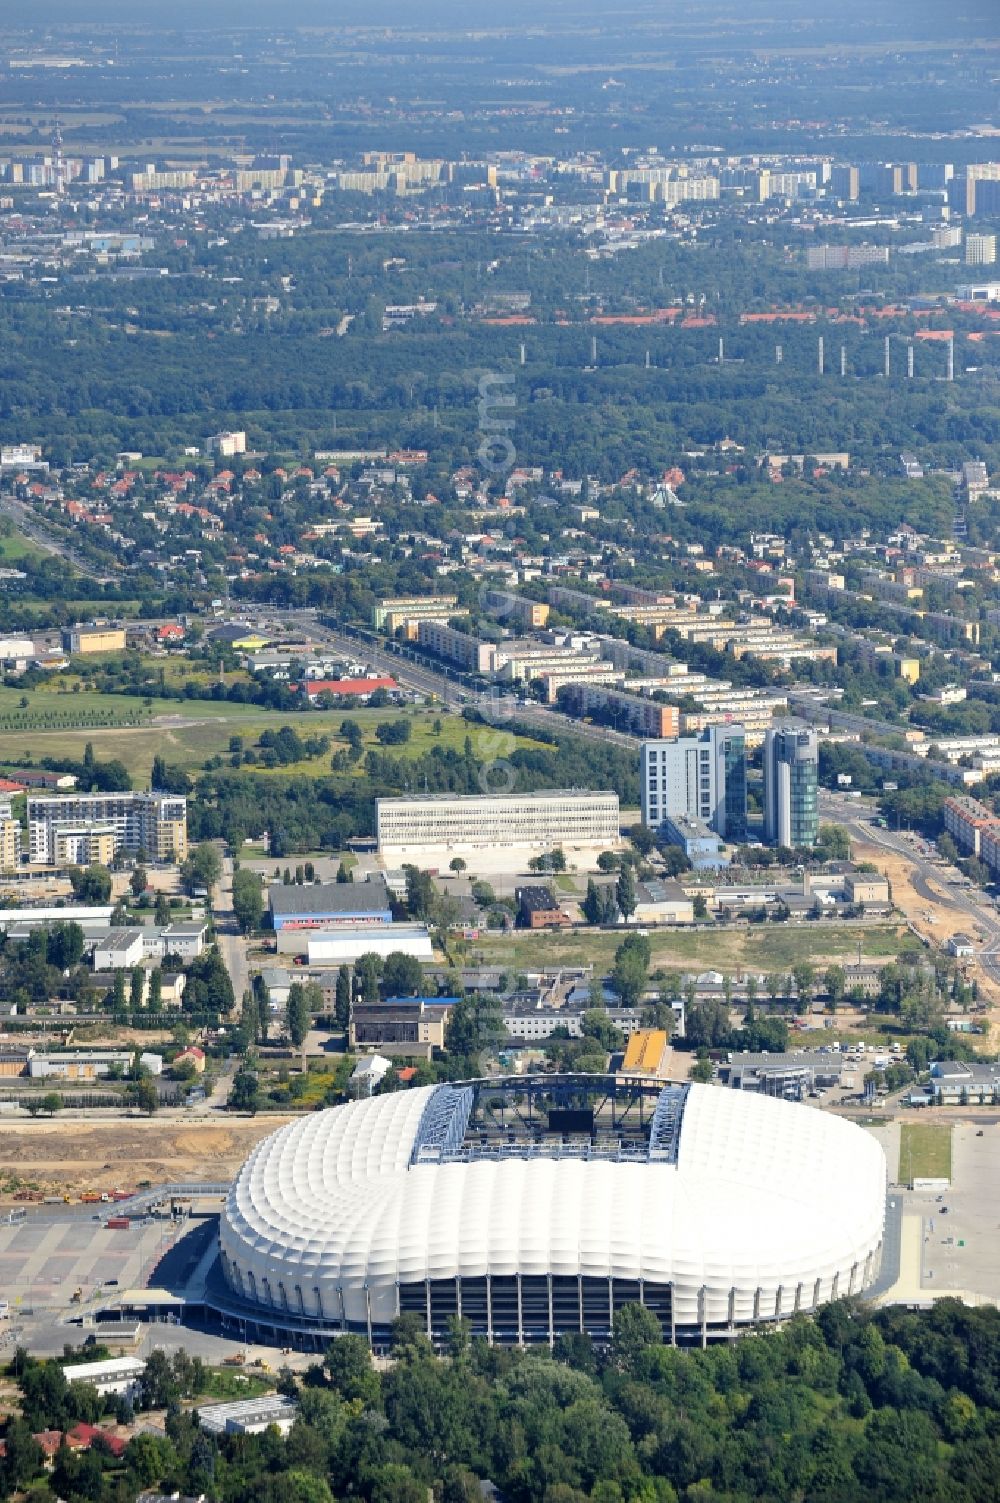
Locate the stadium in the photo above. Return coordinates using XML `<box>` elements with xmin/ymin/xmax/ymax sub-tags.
<box><xmin>215</xmin><ymin>1075</ymin><xmax>887</xmax><ymax>1349</ymax></box>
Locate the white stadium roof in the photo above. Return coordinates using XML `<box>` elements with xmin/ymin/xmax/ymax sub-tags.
<box><xmin>219</xmin><ymin>1081</ymin><xmax>886</xmax><ymax>1338</ymax></box>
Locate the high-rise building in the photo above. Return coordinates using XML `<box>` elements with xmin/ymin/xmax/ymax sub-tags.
<box><xmin>640</xmin><ymin>725</ymin><xmax>747</xmax><ymax>840</ymax></box>
<box><xmin>830</xmin><ymin>165</ymin><xmax>860</xmax><ymax>201</ymax></box>
<box><xmin>763</xmin><ymin>723</ymin><xmax>818</xmax><ymax>849</ymax></box>
<box><xmin>966</xmin><ymin>233</ymin><xmax>998</xmax><ymax>267</ymax></box>
<box><xmin>0</xmin><ymin>818</ymin><xmax>21</xmax><ymax>872</ymax></box>
<box><xmin>28</xmin><ymin>792</ymin><xmax>188</xmax><ymax>865</ymax></box>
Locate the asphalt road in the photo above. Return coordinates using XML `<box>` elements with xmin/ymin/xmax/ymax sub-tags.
<box><xmin>281</xmin><ymin>610</ymin><xmax>641</xmax><ymax>752</ymax></box>
<box><xmin>0</xmin><ymin>492</ymin><xmax>116</xmax><ymax>584</ymax></box>
<box><xmin>821</xmin><ymin>789</ymin><xmax>1000</xmax><ymax>984</ymax></box>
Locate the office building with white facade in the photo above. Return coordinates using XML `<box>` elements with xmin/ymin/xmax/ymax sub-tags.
<box><xmin>640</xmin><ymin>725</ymin><xmax>747</xmax><ymax>842</ymax></box>
<box><xmin>376</xmin><ymin>790</ymin><xmax>619</xmax><ymax>857</ymax></box>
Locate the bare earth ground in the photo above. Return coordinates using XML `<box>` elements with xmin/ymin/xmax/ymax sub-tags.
<box><xmin>857</xmin><ymin>837</ymin><xmax>1000</xmax><ymax>1032</ymax></box>
<box><xmin>0</xmin><ymin>1116</ymin><xmax>295</xmax><ymax>1199</ymax></box>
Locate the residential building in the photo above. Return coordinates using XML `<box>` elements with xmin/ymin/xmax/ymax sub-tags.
<box><xmin>416</xmin><ymin>618</ymin><xmax>496</xmax><ymax>673</ymax></box>
<box><xmin>965</xmin><ymin>233</ymin><xmax>997</xmax><ymax>267</ymax></box>
<box><xmin>561</xmin><ymin>682</ymin><xmax>680</xmax><ymax>739</ymax></box>
<box><xmin>484</xmin><ymin>590</ymin><xmax>550</xmax><ymax>628</ymax></box>
<box><xmin>373</xmin><ymin>594</ymin><xmax>459</xmax><ymax>630</ymax></box>
<box><xmin>942</xmin><ymin>795</ymin><xmax>999</xmax><ymax>857</ymax></box>
<box><xmin>376</xmin><ymin>790</ymin><xmax>620</xmax><ymax>857</ymax></box>
<box><xmin>28</xmin><ymin>791</ymin><xmax>188</xmax><ymax>864</ymax></box>
<box><xmin>0</xmin><ymin>819</ymin><xmax>21</xmax><ymax>872</ymax></box>
<box><xmin>763</xmin><ymin>722</ymin><xmax>819</xmax><ymax>848</ymax></box>
<box><xmin>205</xmin><ymin>430</ymin><xmax>247</xmax><ymax>457</ymax></box>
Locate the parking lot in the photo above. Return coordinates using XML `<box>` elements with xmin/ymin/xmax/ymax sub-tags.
<box><xmin>0</xmin><ymin>1206</ymin><xmax>181</xmax><ymax>1321</ymax></box>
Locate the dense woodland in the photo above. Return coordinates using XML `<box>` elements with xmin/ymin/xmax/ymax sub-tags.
<box><xmin>4</xmin><ymin>1301</ymin><xmax>1000</xmax><ymax>1503</ymax></box>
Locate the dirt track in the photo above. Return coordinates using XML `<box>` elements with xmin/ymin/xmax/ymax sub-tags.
<box><xmin>0</xmin><ymin>1115</ymin><xmax>295</xmax><ymax>1199</ymax></box>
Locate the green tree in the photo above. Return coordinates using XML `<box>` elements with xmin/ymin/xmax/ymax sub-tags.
<box><xmin>287</xmin><ymin>983</ymin><xmax>311</xmax><ymax>1047</ymax></box>
<box><xmin>382</xmin><ymin>951</ymin><xmax>424</xmax><ymax>997</ymax></box>
<box><xmin>323</xmin><ymin>1334</ymin><xmax>381</xmax><ymax>1406</ymax></box>
<box><xmin>181</xmin><ymin>843</ymin><xmax>222</xmax><ymax>898</ymax></box>
<box><xmin>129</xmin><ymin>965</ymin><xmax>145</xmax><ymax>1012</ymax></box>
<box><xmin>335</xmin><ymin>965</ymin><xmax>351</xmax><ymax>1031</ymax></box>
<box><xmin>611</xmin><ymin>1302</ymin><xmax>662</xmax><ymax>1372</ymax></box>
<box><xmin>127</xmin><ymin>1077</ymin><xmax>158</xmax><ymax>1115</ymax></box>
<box><xmin>230</xmin><ymin>1069</ymin><xmax>259</xmax><ymax>1113</ymax></box>
<box><xmin>824</xmin><ymin>965</ymin><xmax>846</xmax><ymax>1008</ymax></box>
<box><xmin>232</xmin><ymin>867</ymin><xmax>263</xmax><ymax>934</ymax></box>
<box><xmin>68</xmin><ymin>863</ymin><xmax>113</xmax><ymax>903</ymax></box>
<box><xmin>130</xmin><ymin>866</ymin><xmax>148</xmax><ymax>899</ymax></box>
<box><xmin>611</xmin><ymin>933</ymin><xmax>650</xmax><ymax>1007</ymax></box>
<box><xmin>355</xmin><ymin>952</ymin><xmax>383</xmax><ymax>1005</ymax></box>
<box><xmin>615</xmin><ymin>862</ymin><xmax>637</xmax><ymax>922</ymax></box>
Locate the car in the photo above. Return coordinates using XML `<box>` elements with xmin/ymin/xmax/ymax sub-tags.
<box><xmin>940</xmin><ymin>1207</ymin><xmax>949</xmax><ymax>1215</ymax></box>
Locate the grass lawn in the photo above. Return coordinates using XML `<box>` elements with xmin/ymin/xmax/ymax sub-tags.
<box><xmin>466</xmin><ymin>922</ymin><xmax>906</xmax><ymax>977</ymax></box>
<box><xmin>0</xmin><ymin>529</ymin><xmax>48</xmax><ymax>563</ymax></box>
<box><xmin>899</xmin><ymin>1123</ymin><xmax>952</xmax><ymax>1184</ymax></box>
<box><xmin>0</xmin><ymin>703</ymin><xmax>548</xmax><ymax>787</ymax></box>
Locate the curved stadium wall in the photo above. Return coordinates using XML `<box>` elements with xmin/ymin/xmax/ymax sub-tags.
<box><xmin>217</xmin><ymin>1078</ymin><xmax>886</xmax><ymax>1347</ymax></box>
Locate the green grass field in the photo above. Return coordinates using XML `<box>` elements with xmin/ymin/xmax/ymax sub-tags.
<box><xmin>899</xmin><ymin>1123</ymin><xmax>952</xmax><ymax>1184</ymax></box>
<box><xmin>0</xmin><ymin>529</ymin><xmax>48</xmax><ymax>563</ymax></box>
<box><xmin>0</xmin><ymin>703</ymin><xmax>548</xmax><ymax>786</ymax></box>
<box><xmin>466</xmin><ymin>923</ymin><xmax>905</xmax><ymax>977</ymax></box>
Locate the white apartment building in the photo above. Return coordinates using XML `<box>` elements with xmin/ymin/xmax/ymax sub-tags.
<box><xmin>416</xmin><ymin>619</ymin><xmax>496</xmax><ymax>673</ymax></box>
<box><xmin>28</xmin><ymin>792</ymin><xmax>188</xmax><ymax>865</ymax></box>
<box><xmin>376</xmin><ymin>790</ymin><xmax>619</xmax><ymax>856</ymax></box>
<box><xmin>205</xmin><ymin>429</ymin><xmax>247</xmax><ymax>456</ymax></box>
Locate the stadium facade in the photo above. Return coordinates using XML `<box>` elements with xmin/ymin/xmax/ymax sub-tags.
<box><xmin>216</xmin><ymin>1077</ymin><xmax>886</xmax><ymax>1349</ymax></box>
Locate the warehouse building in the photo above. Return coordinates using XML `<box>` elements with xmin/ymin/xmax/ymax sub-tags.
<box><xmin>268</xmin><ymin>877</ymin><xmax>392</xmax><ymax>931</ymax></box>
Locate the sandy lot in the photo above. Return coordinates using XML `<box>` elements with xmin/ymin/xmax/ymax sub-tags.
<box><xmin>0</xmin><ymin>1115</ymin><xmax>295</xmax><ymax>1199</ymax></box>
<box><xmin>857</xmin><ymin>837</ymin><xmax>1000</xmax><ymax>1027</ymax></box>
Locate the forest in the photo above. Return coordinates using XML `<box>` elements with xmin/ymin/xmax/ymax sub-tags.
<box><xmin>3</xmin><ymin>1299</ymin><xmax>1000</xmax><ymax>1503</ymax></box>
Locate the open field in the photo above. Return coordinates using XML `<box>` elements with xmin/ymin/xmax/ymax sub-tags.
<box><xmin>466</xmin><ymin>922</ymin><xmax>906</xmax><ymax>976</ymax></box>
<box><xmin>0</xmin><ymin>528</ymin><xmax>49</xmax><ymax>563</ymax></box>
<box><xmin>899</xmin><ymin>1122</ymin><xmax>953</xmax><ymax>1184</ymax></box>
<box><xmin>0</xmin><ymin>1115</ymin><xmax>295</xmax><ymax>1201</ymax></box>
<box><xmin>0</xmin><ymin>704</ymin><xmax>547</xmax><ymax>785</ymax></box>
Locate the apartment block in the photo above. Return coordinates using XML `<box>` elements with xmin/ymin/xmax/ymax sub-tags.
<box><xmin>942</xmin><ymin>796</ymin><xmax>999</xmax><ymax>857</ymax></box>
<box><xmin>560</xmin><ymin>682</ymin><xmax>680</xmax><ymax>739</ymax></box>
<box><xmin>484</xmin><ymin>590</ymin><xmax>550</xmax><ymax>628</ymax></box>
<box><xmin>373</xmin><ymin>594</ymin><xmax>459</xmax><ymax>630</ymax></box>
<box><xmin>416</xmin><ymin>619</ymin><xmax>496</xmax><ymax>673</ymax></box>
<box><xmin>0</xmin><ymin>819</ymin><xmax>21</xmax><ymax>872</ymax></box>
<box><xmin>965</xmin><ymin>234</ymin><xmax>997</xmax><ymax>267</ymax></box>
<box><xmin>28</xmin><ymin>792</ymin><xmax>188</xmax><ymax>865</ymax></box>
